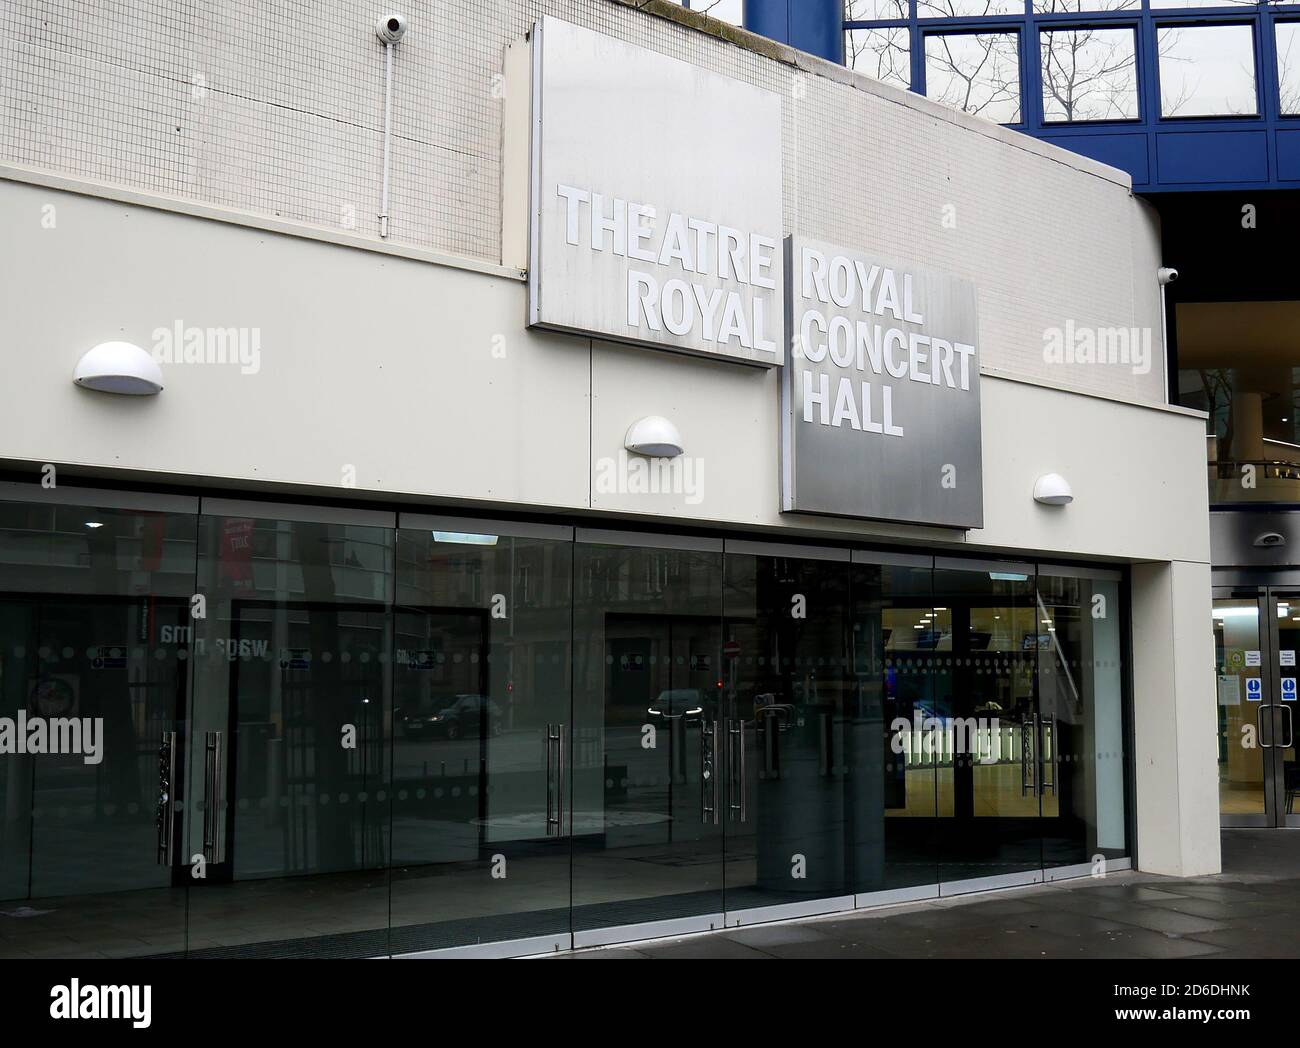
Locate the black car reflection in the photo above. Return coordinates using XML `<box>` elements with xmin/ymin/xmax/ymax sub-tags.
<box><xmin>396</xmin><ymin>694</ymin><xmax>503</xmax><ymax>740</ymax></box>
<box><xmin>646</xmin><ymin>688</ymin><xmax>710</xmax><ymax>723</ymax></box>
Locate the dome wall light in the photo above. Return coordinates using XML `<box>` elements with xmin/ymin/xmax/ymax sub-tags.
<box><xmin>1033</xmin><ymin>473</ymin><xmax>1074</xmax><ymax>506</ymax></box>
<box><xmin>73</xmin><ymin>341</ymin><xmax>163</xmax><ymax>395</ymax></box>
<box><xmin>624</xmin><ymin>415</ymin><xmax>684</xmax><ymax>458</ymax></box>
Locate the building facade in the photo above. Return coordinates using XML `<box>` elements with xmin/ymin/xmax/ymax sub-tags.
<box><xmin>0</xmin><ymin>0</ymin><xmax>1217</xmax><ymax>958</ymax></box>
<box><xmin>718</xmin><ymin>0</ymin><xmax>1300</xmax><ymax>843</ymax></box>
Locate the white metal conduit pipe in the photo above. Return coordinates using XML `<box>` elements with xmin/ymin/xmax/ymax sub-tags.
<box><xmin>375</xmin><ymin>15</ymin><xmax>408</xmax><ymax>238</ymax></box>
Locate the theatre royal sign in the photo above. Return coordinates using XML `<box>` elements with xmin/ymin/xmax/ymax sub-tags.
<box><xmin>524</xmin><ymin>19</ymin><xmax>983</xmax><ymax>529</ymax></box>
<box><xmin>526</xmin><ymin>17</ymin><xmax>784</xmax><ymax>367</ymax></box>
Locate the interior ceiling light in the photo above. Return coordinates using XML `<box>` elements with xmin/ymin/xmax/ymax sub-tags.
<box><xmin>73</xmin><ymin>341</ymin><xmax>163</xmax><ymax>395</ymax></box>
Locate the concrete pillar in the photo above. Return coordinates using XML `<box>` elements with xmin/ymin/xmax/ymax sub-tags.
<box><xmin>1231</xmin><ymin>389</ymin><xmax>1264</xmax><ymax>462</ymax></box>
<box><xmin>1130</xmin><ymin>560</ymin><xmax>1221</xmax><ymax>877</ymax></box>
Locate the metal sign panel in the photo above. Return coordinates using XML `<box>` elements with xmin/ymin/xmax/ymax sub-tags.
<box><xmin>781</xmin><ymin>237</ymin><xmax>984</xmax><ymax>529</ymax></box>
<box><xmin>527</xmin><ymin>17</ymin><xmax>784</xmax><ymax>367</ymax></box>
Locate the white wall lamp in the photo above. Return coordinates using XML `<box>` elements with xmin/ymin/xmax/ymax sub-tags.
<box><xmin>624</xmin><ymin>415</ymin><xmax>684</xmax><ymax>458</ymax></box>
<box><xmin>1033</xmin><ymin>473</ymin><xmax>1074</xmax><ymax>506</ymax></box>
<box><xmin>72</xmin><ymin>341</ymin><xmax>163</xmax><ymax>395</ymax></box>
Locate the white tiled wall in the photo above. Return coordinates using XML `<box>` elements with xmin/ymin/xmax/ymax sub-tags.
<box><xmin>1</xmin><ymin>0</ymin><xmax>1164</xmax><ymax>404</ymax></box>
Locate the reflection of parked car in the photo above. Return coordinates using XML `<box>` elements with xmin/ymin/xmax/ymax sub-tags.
<box><xmin>646</xmin><ymin>689</ymin><xmax>708</xmax><ymax>722</ymax></box>
<box><xmin>398</xmin><ymin>694</ymin><xmax>503</xmax><ymax>739</ymax></box>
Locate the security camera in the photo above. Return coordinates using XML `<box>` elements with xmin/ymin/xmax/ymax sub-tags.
<box><xmin>1157</xmin><ymin>267</ymin><xmax>1179</xmax><ymax>285</ymax></box>
<box><xmin>376</xmin><ymin>14</ymin><xmax>408</xmax><ymax>44</ymax></box>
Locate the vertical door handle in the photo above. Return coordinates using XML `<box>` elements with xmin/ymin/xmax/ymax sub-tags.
<box><xmin>1281</xmin><ymin>704</ymin><xmax>1295</xmax><ymax>750</ymax></box>
<box><xmin>1258</xmin><ymin>703</ymin><xmax>1275</xmax><ymax>749</ymax></box>
<box><xmin>202</xmin><ymin>730</ymin><xmax>224</xmax><ymax>864</ymax></box>
<box><xmin>819</xmin><ymin>712</ymin><xmax>830</xmax><ymax>777</ymax></box>
<box><xmin>700</xmin><ymin>719</ymin><xmax>718</xmax><ymax>824</ymax></box>
<box><xmin>1039</xmin><ymin>713</ymin><xmax>1057</xmax><ymax>797</ymax></box>
<box><xmin>156</xmin><ymin>730</ymin><xmax>177</xmax><ymax>866</ymax></box>
<box><xmin>557</xmin><ymin>724</ymin><xmax>566</xmax><ymax>835</ymax></box>
<box><xmin>545</xmin><ymin>724</ymin><xmax>560</xmax><ymax>837</ymax></box>
<box><xmin>727</xmin><ymin>719</ymin><xmax>747</xmax><ymax>824</ymax></box>
<box><xmin>1020</xmin><ymin>715</ymin><xmax>1036</xmax><ymax>795</ymax></box>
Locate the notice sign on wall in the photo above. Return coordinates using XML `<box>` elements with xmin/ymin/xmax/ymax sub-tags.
<box><xmin>525</xmin><ymin>18</ymin><xmax>784</xmax><ymax>367</ymax></box>
<box><xmin>781</xmin><ymin>237</ymin><xmax>983</xmax><ymax>528</ymax></box>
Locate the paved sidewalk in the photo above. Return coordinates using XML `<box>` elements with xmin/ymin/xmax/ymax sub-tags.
<box><xmin>559</xmin><ymin>830</ymin><xmax>1300</xmax><ymax>959</ymax></box>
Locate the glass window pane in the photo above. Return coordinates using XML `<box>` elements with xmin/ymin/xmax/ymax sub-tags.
<box><xmin>919</xmin><ymin>0</ymin><xmax>1023</xmax><ymax>16</ymax></box>
<box><xmin>0</xmin><ymin>500</ymin><xmax>196</xmax><ymax>958</ymax></box>
<box><xmin>847</xmin><ymin>0</ymin><xmax>910</xmax><ymax>18</ymax></box>
<box><xmin>1033</xmin><ymin>0</ymin><xmax>1139</xmax><ymax>12</ymax></box>
<box><xmin>1278</xmin><ymin>22</ymin><xmax>1300</xmax><ymax>114</ymax></box>
<box><xmin>390</xmin><ymin>528</ymin><xmax>573</xmax><ymax>953</ymax></box>
<box><xmin>1037</xmin><ymin>573</ymin><xmax>1128</xmax><ymax>863</ymax></box>
<box><xmin>1158</xmin><ymin>24</ymin><xmax>1258</xmax><ymax>117</ymax></box>
<box><xmin>847</xmin><ymin>27</ymin><xmax>912</xmax><ymax>87</ymax></box>
<box><xmin>925</xmin><ymin>32</ymin><xmax>1022</xmax><ymax>123</ymax></box>
<box><xmin>1041</xmin><ymin>27</ymin><xmax>1139</xmax><ymax>122</ymax></box>
<box><xmin>187</xmin><ymin>514</ymin><xmax>395</xmax><ymax>958</ymax></box>
<box><xmin>1151</xmin><ymin>0</ymin><xmax>1258</xmax><ymax>7</ymax></box>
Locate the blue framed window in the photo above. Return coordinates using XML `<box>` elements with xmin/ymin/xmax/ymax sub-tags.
<box><xmin>1040</xmin><ymin>25</ymin><xmax>1141</xmax><ymax>121</ymax></box>
<box><xmin>924</xmin><ymin>29</ymin><xmax>1024</xmax><ymax>122</ymax></box>
<box><xmin>1157</xmin><ymin>22</ymin><xmax>1259</xmax><ymax>116</ymax></box>
<box><xmin>841</xmin><ymin>0</ymin><xmax>1294</xmax><ymax>126</ymax></box>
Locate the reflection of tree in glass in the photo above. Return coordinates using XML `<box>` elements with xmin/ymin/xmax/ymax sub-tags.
<box><xmin>1197</xmin><ymin>369</ymin><xmax>1236</xmax><ymax>478</ymax></box>
<box><xmin>925</xmin><ymin>32</ymin><xmax>1022</xmax><ymax>122</ymax></box>
<box><xmin>846</xmin><ymin>27</ymin><xmax>911</xmax><ymax>88</ymax></box>
<box><xmin>846</xmin><ymin>0</ymin><xmax>909</xmax><ymax>19</ymax></box>
<box><xmin>1041</xmin><ymin>27</ymin><xmax>1140</xmax><ymax>122</ymax></box>
<box><xmin>1033</xmin><ymin>0</ymin><xmax>1138</xmax><ymax>11</ymax></box>
<box><xmin>1156</xmin><ymin>27</ymin><xmax>1259</xmax><ymax>117</ymax></box>
<box><xmin>1275</xmin><ymin>26</ymin><xmax>1300</xmax><ymax>114</ymax></box>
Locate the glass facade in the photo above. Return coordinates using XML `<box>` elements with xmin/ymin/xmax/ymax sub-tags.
<box><xmin>842</xmin><ymin>1</ymin><xmax>1298</xmax><ymax>130</ymax></box>
<box><xmin>0</xmin><ymin>493</ymin><xmax>1131</xmax><ymax>958</ymax></box>
<box><xmin>1176</xmin><ymin>304</ymin><xmax>1300</xmax><ymax>506</ymax></box>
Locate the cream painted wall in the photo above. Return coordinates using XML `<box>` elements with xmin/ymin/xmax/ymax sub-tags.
<box><xmin>0</xmin><ymin>178</ymin><xmax>589</xmax><ymax>511</ymax></box>
<box><xmin>2</xmin><ymin>175</ymin><xmax>1209</xmax><ymax>572</ymax></box>
<box><xmin>589</xmin><ymin>336</ymin><xmax>1210</xmax><ymax>564</ymax></box>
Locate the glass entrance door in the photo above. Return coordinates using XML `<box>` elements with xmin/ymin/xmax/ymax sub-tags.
<box><xmin>388</xmin><ymin>517</ymin><xmax>573</xmax><ymax>956</ymax></box>
<box><xmin>184</xmin><ymin>504</ymin><xmax>395</xmax><ymax>958</ymax></box>
<box><xmin>721</xmin><ymin>543</ymin><xmax>855</xmax><ymax>923</ymax></box>
<box><xmin>0</xmin><ymin>493</ymin><xmax>195</xmax><ymax>959</ymax></box>
<box><xmin>1267</xmin><ymin>590</ymin><xmax>1300</xmax><ymax>826</ymax></box>
<box><xmin>1213</xmin><ymin>588</ymin><xmax>1275</xmax><ymax>825</ymax></box>
<box><xmin>930</xmin><ymin>560</ymin><xmax>1043</xmax><ymax>888</ymax></box>
<box><xmin>1035</xmin><ymin>567</ymin><xmax>1128</xmax><ymax>872</ymax></box>
<box><xmin>570</xmin><ymin>532</ymin><xmax>725</xmax><ymax>945</ymax></box>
